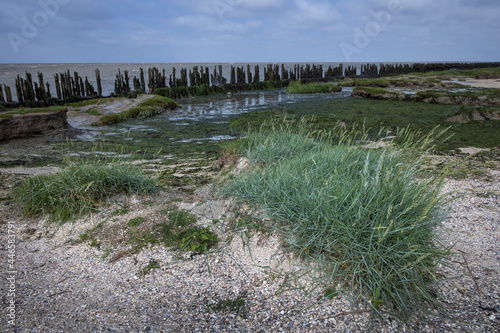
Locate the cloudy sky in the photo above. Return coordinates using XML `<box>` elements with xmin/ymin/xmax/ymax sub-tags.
<box><xmin>1</xmin><ymin>0</ymin><xmax>499</xmax><ymax>64</ymax></box>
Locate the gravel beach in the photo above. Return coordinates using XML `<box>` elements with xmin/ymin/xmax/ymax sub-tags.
<box><xmin>1</xmin><ymin>162</ymin><xmax>499</xmax><ymax>332</ymax></box>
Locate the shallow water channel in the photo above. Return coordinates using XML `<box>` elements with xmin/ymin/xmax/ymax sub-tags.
<box><xmin>77</xmin><ymin>89</ymin><xmax>352</xmax><ymax>160</ymax></box>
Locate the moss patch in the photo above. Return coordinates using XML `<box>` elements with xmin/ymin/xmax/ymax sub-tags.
<box><xmin>0</xmin><ymin>105</ymin><xmax>67</xmax><ymax>119</ymax></box>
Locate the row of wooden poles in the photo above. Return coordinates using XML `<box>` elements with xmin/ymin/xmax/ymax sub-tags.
<box><xmin>1</xmin><ymin>62</ymin><xmax>500</xmax><ymax>107</ymax></box>
<box><xmin>0</xmin><ymin>69</ymin><xmax>103</xmax><ymax>106</ymax></box>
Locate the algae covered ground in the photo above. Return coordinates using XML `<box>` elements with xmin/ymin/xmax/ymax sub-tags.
<box><xmin>230</xmin><ymin>96</ymin><xmax>499</xmax><ymax>150</ymax></box>
<box><xmin>41</xmin><ymin>84</ymin><xmax>498</xmax><ymax>171</ymax></box>
<box><xmin>2</xmin><ymin>81</ymin><xmax>497</xmax><ymax>176</ymax></box>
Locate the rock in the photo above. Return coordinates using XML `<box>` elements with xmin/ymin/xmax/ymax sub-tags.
<box><xmin>0</xmin><ymin>158</ymin><xmax>28</xmax><ymax>166</ymax></box>
<box><xmin>351</xmin><ymin>88</ymin><xmax>403</xmax><ymax>100</ymax></box>
<box><xmin>437</xmin><ymin>97</ymin><xmax>454</xmax><ymax>104</ymax></box>
<box><xmin>475</xmin><ymin>73</ymin><xmax>500</xmax><ymax>79</ymax></box>
<box><xmin>446</xmin><ymin>115</ymin><xmax>470</xmax><ymax>123</ymax></box>
<box><xmin>488</xmin><ymin>111</ymin><xmax>500</xmax><ymax>120</ymax></box>
<box><xmin>471</xmin><ymin>110</ymin><xmax>487</xmax><ymax>121</ymax></box>
<box><xmin>0</xmin><ymin>109</ymin><xmax>70</xmax><ymax>141</ymax></box>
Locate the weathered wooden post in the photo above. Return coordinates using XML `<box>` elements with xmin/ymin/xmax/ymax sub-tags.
<box><xmin>66</xmin><ymin>70</ymin><xmax>73</xmax><ymax>97</ymax></box>
<box><xmin>218</xmin><ymin>65</ymin><xmax>223</xmax><ymax>82</ymax></box>
<box><xmin>25</xmin><ymin>72</ymin><xmax>36</xmax><ymax>102</ymax></box>
<box><xmin>204</xmin><ymin>66</ymin><xmax>210</xmax><ymax>85</ymax></box>
<box><xmin>247</xmin><ymin>64</ymin><xmax>252</xmax><ymax>84</ymax></box>
<box><xmin>140</xmin><ymin>68</ymin><xmax>146</xmax><ymax>92</ymax></box>
<box><xmin>147</xmin><ymin>67</ymin><xmax>153</xmax><ymax>92</ymax></box>
<box><xmin>194</xmin><ymin>66</ymin><xmax>201</xmax><ymax>86</ymax></box>
<box><xmin>124</xmin><ymin>70</ymin><xmax>130</xmax><ymax>93</ymax></box>
<box><xmin>0</xmin><ymin>85</ymin><xmax>4</xmax><ymax>103</ymax></box>
<box><xmin>33</xmin><ymin>82</ymin><xmax>40</xmax><ymax>101</ymax></box>
<box><xmin>230</xmin><ymin>66</ymin><xmax>236</xmax><ymax>85</ymax></box>
<box><xmin>115</xmin><ymin>69</ymin><xmax>124</xmax><ymax>95</ymax></box>
<box><xmin>95</xmin><ymin>69</ymin><xmax>102</xmax><ymax>97</ymax></box>
<box><xmin>133</xmin><ymin>77</ymin><xmax>141</xmax><ymax>91</ymax></box>
<box><xmin>65</xmin><ymin>70</ymin><xmax>72</xmax><ymax>99</ymax></box>
<box><xmin>20</xmin><ymin>78</ymin><xmax>28</xmax><ymax>103</ymax></box>
<box><xmin>236</xmin><ymin>66</ymin><xmax>244</xmax><ymax>85</ymax></box>
<box><xmin>45</xmin><ymin>82</ymin><xmax>52</xmax><ymax>99</ymax></box>
<box><xmin>84</xmin><ymin>77</ymin><xmax>92</xmax><ymax>97</ymax></box>
<box><xmin>79</xmin><ymin>77</ymin><xmax>85</xmax><ymax>98</ymax></box>
<box><xmin>18</xmin><ymin>76</ymin><xmax>28</xmax><ymax>102</ymax></box>
<box><xmin>5</xmin><ymin>85</ymin><xmax>13</xmax><ymax>103</ymax></box>
<box><xmin>73</xmin><ymin>72</ymin><xmax>81</xmax><ymax>97</ymax></box>
<box><xmin>54</xmin><ymin>74</ymin><xmax>62</xmax><ymax>100</ymax></box>
<box><xmin>37</xmin><ymin>72</ymin><xmax>46</xmax><ymax>101</ymax></box>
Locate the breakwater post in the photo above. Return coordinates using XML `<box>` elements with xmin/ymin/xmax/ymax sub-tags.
<box><xmin>2</xmin><ymin>62</ymin><xmax>500</xmax><ymax>108</ymax></box>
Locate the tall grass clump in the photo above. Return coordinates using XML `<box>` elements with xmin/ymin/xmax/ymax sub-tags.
<box><xmin>242</xmin><ymin>117</ymin><xmax>366</xmax><ymax>165</ymax></box>
<box><xmin>12</xmin><ymin>163</ymin><xmax>157</xmax><ymax>222</ymax></box>
<box><xmin>221</xmin><ymin>119</ymin><xmax>451</xmax><ymax>323</ymax></box>
<box><xmin>287</xmin><ymin>81</ymin><xmax>342</xmax><ymax>94</ymax></box>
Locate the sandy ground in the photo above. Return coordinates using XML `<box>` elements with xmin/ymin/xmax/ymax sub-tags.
<box><xmin>0</xmin><ymin>160</ymin><xmax>499</xmax><ymax>332</ymax></box>
<box><xmin>463</xmin><ymin>78</ymin><xmax>500</xmax><ymax>89</ymax></box>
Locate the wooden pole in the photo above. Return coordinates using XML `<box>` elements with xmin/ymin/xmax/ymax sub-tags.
<box><xmin>95</xmin><ymin>69</ymin><xmax>102</xmax><ymax>97</ymax></box>
<box><xmin>54</xmin><ymin>74</ymin><xmax>62</xmax><ymax>100</ymax></box>
<box><xmin>45</xmin><ymin>82</ymin><xmax>52</xmax><ymax>99</ymax></box>
<box><xmin>140</xmin><ymin>68</ymin><xmax>146</xmax><ymax>92</ymax></box>
<box><xmin>5</xmin><ymin>85</ymin><xmax>13</xmax><ymax>103</ymax></box>
<box><xmin>38</xmin><ymin>72</ymin><xmax>47</xmax><ymax>100</ymax></box>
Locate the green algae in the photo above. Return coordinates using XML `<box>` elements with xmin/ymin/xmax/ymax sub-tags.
<box><xmin>0</xmin><ymin>105</ymin><xmax>67</xmax><ymax>119</ymax></box>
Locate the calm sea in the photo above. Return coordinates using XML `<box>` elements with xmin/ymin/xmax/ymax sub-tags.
<box><xmin>0</xmin><ymin>62</ymin><xmax>395</xmax><ymax>100</ymax></box>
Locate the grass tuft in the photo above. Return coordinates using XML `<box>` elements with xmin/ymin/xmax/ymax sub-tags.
<box><xmin>287</xmin><ymin>81</ymin><xmax>342</xmax><ymax>94</ymax></box>
<box><xmin>129</xmin><ymin>206</ymin><xmax>218</xmax><ymax>254</ymax></box>
<box><xmin>12</xmin><ymin>162</ymin><xmax>157</xmax><ymax>222</ymax></box>
<box><xmin>220</xmin><ymin>118</ymin><xmax>451</xmax><ymax>323</ymax></box>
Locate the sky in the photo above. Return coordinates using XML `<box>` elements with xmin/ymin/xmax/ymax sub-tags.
<box><xmin>1</xmin><ymin>0</ymin><xmax>499</xmax><ymax>64</ymax></box>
